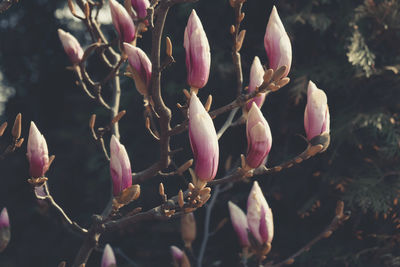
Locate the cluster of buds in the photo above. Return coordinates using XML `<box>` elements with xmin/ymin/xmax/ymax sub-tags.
<box><xmin>101</xmin><ymin>244</ymin><xmax>117</xmax><ymax>267</ymax></box>
<box><xmin>188</xmin><ymin>94</ymin><xmax>219</xmax><ymax>188</ymax></box>
<box><xmin>228</xmin><ymin>181</ymin><xmax>273</xmax><ymax>259</ymax></box>
<box><xmin>245</xmin><ymin>103</ymin><xmax>272</xmax><ymax>169</ymax></box>
<box><xmin>184</xmin><ymin>10</ymin><xmax>211</xmax><ymax>93</ymax></box>
<box><xmin>0</xmin><ymin>207</ymin><xmax>10</xmax><ymax>252</ymax></box>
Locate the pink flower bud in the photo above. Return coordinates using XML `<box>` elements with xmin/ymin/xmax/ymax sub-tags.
<box><xmin>247</xmin><ymin>181</ymin><xmax>274</xmax><ymax>245</ymax></box>
<box><xmin>246</xmin><ymin>56</ymin><xmax>266</xmax><ymax>110</ymax></box>
<box><xmin>110</xmin><ymin>0</ymin><xmax>136</xmax><ymax>43</ymax></box>
<box><xmin>123</xmin><ymin>43</ymin><xmax>152</xmax><ymax>96</ymax></box>
<box><xmin>264</xmin><ymin>6</ymin><xmax>292</xmax><ymax>77</ymax></box>
<box><xmin>101</xmin><ymin>244</ymin><xmax>116</xmax><ymax>267</ymax></box>
<box><xmin>246</xmin><ymin>103</ymin><xmax>272</xmax><ymax>169</ymax></box>
<box><xmin>0</xmin><ymin>208</ymin><xmax>9</xmax><ymax>228</ymax></box>
<box><xmin>57</xmin><ymin>29</ymin><xmax>84</xmax><ymax>65</ymax></box>
<box><xmin>0</xmin><ymin>207</ymin><xmax>10</xmax><ymax>252</ymax></box>
<box><xmin>188</xmin><ymin>94</ymin><xmax>219</xmax><ymax>181</ymax></box>
<box><xmin>170</xmin><ymin>246</ymin><xmax>184</xmax><ymax>262</ymax></box>
<box><xmin>184</xmin><ymin>10</ymin><xmax>211</xmax><ymax>90</ymax></box>
<box><xmin>304</xmin><ymin>81</ymin><xmax>330</xmax><ymax>140</ymax></box>
<box><xmin>131</xmin><ymin>0</ymin><xmax>150</xmax><ymax>20</ymax></box>
<box><xmin>110</xmin><ymin>135</ymin><xmax>132</xmax><ymax>196</ymax></box>
<box><xmin>228</xmin><ymin>201</ymin><xmax>250</xmax><ymax>247</ymax></box>
<box><xmin>27</xmin><ymin>122</ymin><xmax>49</xmax><ymax>178</ymax></box>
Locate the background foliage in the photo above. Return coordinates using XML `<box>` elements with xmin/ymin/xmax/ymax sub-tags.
<box><xmin>0</xmin><ymin>0</ymin><xmax>400</xmax><ymax>266</ymax></box>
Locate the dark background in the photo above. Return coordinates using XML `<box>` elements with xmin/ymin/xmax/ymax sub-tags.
<box><xmin>1</xmin><ymin>0</ymin><xmax>400</xmax><ymax>266</ymax></box>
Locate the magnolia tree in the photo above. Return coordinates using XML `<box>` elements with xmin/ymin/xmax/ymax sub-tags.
<box><xmin>0</xmin><ymin>0</ymin><xmax>350</xmax><ymax>266</ymax></box>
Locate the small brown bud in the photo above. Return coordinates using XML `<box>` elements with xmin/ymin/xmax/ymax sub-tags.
<box><xmin>15</xmin><ymin>138</ymin><xmax>24</xmax><ymax>148</ymax></box>
<box><xmin>277</xmin><ymin>77</ymin><xmax>290</xmax><ymax>88</ymax></box>
<box><xmin>58</xmin><ymin>261</ymin><xmax>66</xmax><ymax>267</ymax></box>
<box><xmin>181</xmin><ymin>212</ymin><xmax>196</xmax><ymax>248</ymax></box>
<box><xmin>12</xmin><ymin>113</ymin><xmax>21</xmax><ymax>139</ymax></box>
<box><xmin>263</xmin><ymin>69</ymin><xmax>274</xmax><ymax>84</ymax></box>
<box><xmin>235</xmin><ymin>29</ymin><xmax>246</xmax><ymax>52</ymax></box>
<box><xmin>84</xmin><ymin>2</ymin><xmax>90</xmax><ymax>18</ymax></box>
<box><xmin>188</xmin><ymin>183</ymin><xmax>195</xmax><ymax>191</ymax></box>
<box><xmin>0</xmin><ymin>122</ymin><xmax>7</xmax><ymax>137</ymax></box>
<box><xmin>323</xmin><ymin>230</ymin><xmax>332</xmax><ymax>238</ymax></box>
<box><xmin>239</xmin><ymin>12</ymin><xmax>245</xmax><ymax>22</ymax></box>
<box><xmin>111</xmin><ymin>110</ymin><xmax>126</xmax><ymax>124</ymax></box>
<box><xmin>204</xmin><ymin>95</ymin><xmax>212</xmax><ymax>112</ymax></box>
<box><xmin>178</xmin><ymin>190</ymin><xmax>184</xmax><ymax>208</ymax></box>
<box><xmin>230</xmin><ymin>25</ymin><xmax>235</xmax><ymax>34</ymax></box>
<box><xmin>272</xmin><ymin>65</ymin><xmax>288</xmax><ymax>81</ymax></box>
<box><xmin>89</xmin><ymin>114</ymin><xmax>96</xmax><ymax>129</ymax></box>
<box><xmin>159</xmin><ymin>183</ymin><xmax>165</xmax><ymax>196</ymax></box>
<box><xmin>285</xmin><ymin>258</ymin><xmax>295</xmax><ymax>265</ymax></box>
<box><xmin>183</xmin><ymin>89</ymin><xmax>191</xmax><ymax>99</ymax></box>
<box><xmin>166</xmin><ymin>37</ymin><xmax>173</xmax><ymax>57</ymax></box>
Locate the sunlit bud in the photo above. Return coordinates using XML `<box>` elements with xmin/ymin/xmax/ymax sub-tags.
<box><xmin>170</xmin><ymin>246</ymin><xmax>190</xmax><ymax>267</ymax></box>
<box><xmin>188</xmin><ymin>94</ymin><xmax>219</xmax><ymax>181</ymax></box>
<box><xmin>246</xmin><ymin>56</ymin><xmax>266</xmax><ymax>110</ymax></box>
<box><xmin>246</xmin><ymin>103</ymin><xmax>272</xmax><ymax>169</ymax></box>
<box><xmin>57</xmin><ymin>29</ymin><xmax>84</xmax><ymax>65</ymax></box>
<box><xmin>264</xmin><ymin>6</ymin><xmax>292</xmax><ymax>77</ymax></box>
<box><xmin>228</xmin><ymin>201</ymin><xmax>250</xmax><ymax>247</ymax></box>
<box><xmin>184</xmin><ymin>10</ymin><xmax>211</xmax><ymax>90</ymax></box>
<box><xmin>110</xmin><ymin>0</ymin><xmax>136</xmax><ymax>43</ymax></box>
<box><xmin>27</xmin><ymin>122</ymin><xmax>49</xmax><ymax>178</ymax></box>
<box><xmin>304</xmin><ymin>81</ymin><xmax>330</xmax><ymax>140</ymax></box>
<box><xmin>101</xmin><ymin>244</ymin><xmax>117</xmax><ymax>267</ymax></box>
<box><xmin>247</xmin><ymin>181</ymin><xmax>274</xmax><ymax>245</ymax></box>
<box><xmin>131</xmin><ymin>0</ymin><xmax>150</xmax><ymax>20</ymax></box>
<box><xmin>0</xmin><ymin>208</ymin><xmax>10</xmax><ymax>252</ymax></box>
<box><xmin>110</xmin><ymin>135</ymin><xmax>132</xmax><ymax>196</ymax></box>
<box><xmin>123</xmin><ymin>43</ymin><xmax>152</xmax><ymax>96</ymax></box>
<box><xmin>181</xmin><ymin>212</ymin><xmax>196</xmax><ymax>248</ymax></box>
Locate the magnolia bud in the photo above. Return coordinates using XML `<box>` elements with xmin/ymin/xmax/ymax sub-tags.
<box><xmin>131</xmin><ymin>0</ymin><xmax>150</xmax><ymax>20</ymax></box>
<box><xmin>181</xmin><ymin>212</ymin><xmax>196</xmax><ymax>248</ymax></box>
<box><xmin>246</xmin><ymin>56</ymin><xmax>266</xmax><ymax>110</ymax></box>
<box><xmin>228</xmin><ymin>201</ymin><xmax>250</xmax><ymax>247</ymax></box>
<box><xmin>247</xmin><ymin>181</ymin><xmax>274</xmax><ymax>245</ymax></box>
<box><xmin>184</xmin><ymin>10</ymin><xmax>211</xmax><ymax>91</ymax></box>
<box><xmin>27</xmin><ymin>122</ymin><xmax>49</xmax><ymax>178</ymax></box>
<box><xmin>0</xmin><ymin>207</ymin><xmax>10</xmax><ymax>252</ymax></box>
<box><xmin>304</xmin><ymin>81</ymin><xmax>330</xmax><ymax>141</ymax></box>
<box><xmin>188</xmin><ymin>94</ymin><xmax>219</xmax><ymax>182</ymax></box>
<box><xmin>264</xmin><ymin>6</ymin><xmax>292</xmax><ymax>78</ymax></box>
<box><xmin>101</xmin><ymin>244</ymin><xmax>117</xmax><ymax>267</ymax></box>
<box><xmin>110</xmin><ymin>135</ymin><xmax>132</xmax><ymax>196</ymax></box>
<box><xmin>170</xmin><ymin>246</ymin><xmax>190</xmax><ymax>267</ymax></box>
<box><xmin>110</xmin><ymin>0</ymin><xmax>136</xmax><ymax>43</ymax></box>
<box><xmin>246</xmin><ymin>103</ymin><xmax>272</xmax><ymax>169</ymax></box>
<box><xmin>57</xmin><ymin>29</ymin><xmax>84</xmax><ymax>65</ymax></box>
<box><xmin>123</xmin><ymin>43</ymin><xmax>152</xmax><ymax>96</ymax></box>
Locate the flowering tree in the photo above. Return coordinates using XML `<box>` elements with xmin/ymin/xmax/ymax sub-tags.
<box><xmin>0</xmin><ymin>0</ymin><xmax>351</xmax><ymax>266</ymax></box>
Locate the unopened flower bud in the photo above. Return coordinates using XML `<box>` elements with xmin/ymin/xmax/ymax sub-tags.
<box><xmin>184</xmin><ymin>10</ymin><xmax>211</xmax><ymax>91</ymax></box>
<box><xmin>27</xmin><ymin>122</ymin><xmax>49</xmax><ymax>178</ymax></box>
<box><xmin>131</xmin><ymin>0</ymin><xmax>150</xmax><ymax>20</ymax></box>
<box><xmin>246</xmin><ymin>103</ymin><xmax>272</xmax><ymax>169</ymax></box>
<box><xmin>246</xmin><ymin>56</ymin><xmax>266</xmax><ymax>110</ymax></box>
<box><xmin>228</xmin><ymin>201</ymin><xmax>250</xmax><ymax>247</ymax></box>
<box><xmin>57</xmin><ymin>29</ymin><xmax>84</xmax><ymax>65</ymax></box>
<box><xmin>0</xmin><ymin>208</ymin><xmax>10</xmax><ymax>252</ymax></box>
<box><xmin>101</xmin><ymin>244</ymin><xmax>117</xmax><ymax>267</ymax></box>
<box><xmin>170</xmin><ymin>246</ymin><xmax>190</xmax><ymax>267</ymax></box>
<box><xmin>264</xmin><ymin>6</ymin><xmax>292</xmax><ymax>78</ymax></box>
<box><xmin>188</xmin><ymin>94</ymin><xmax>219</xmax><ymax>182</ymax></box>
<box><xmin>110</xmin><ymin>135</ymin><xmax>132</xmax><ymax>196</ymax></box>
<box><xmin>181</xmin><ymin>212</ymin><xmax>196</xmax><ymax>248</ymax></box>
<box><xmin>123</xmin><ymin>43</ymin><xmax>152</xmax><ymax>96</ymax></box>
<box><xmin>110</xmin><ymin>0</ymin><xmax>136</xmax><ymax>43</ymax></box>
<box><xmin>304</xmin><ymin>81</ymin><xmax>330</xmax><ymax>141</ymax></box>
<box><xmin>247</xmin><ymin>181</ymin><xmax>273</xmax><ymax>245</ymax></box>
